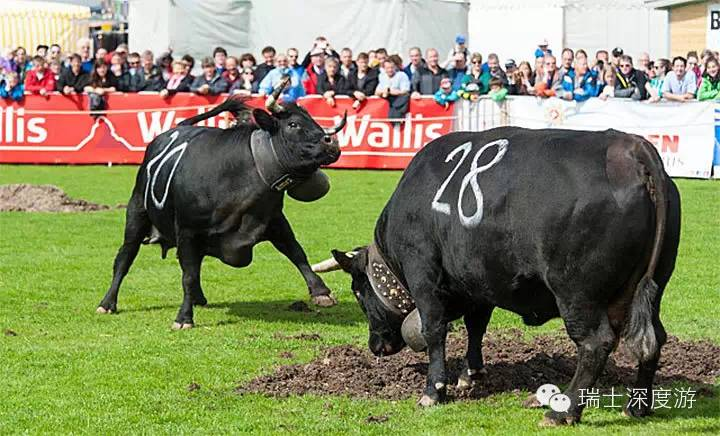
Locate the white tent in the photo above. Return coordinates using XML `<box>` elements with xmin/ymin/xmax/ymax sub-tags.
<box><xmin>128</xmin><ymin>0</ymin><xmax>469</xmax><ymax>64</ymax></box>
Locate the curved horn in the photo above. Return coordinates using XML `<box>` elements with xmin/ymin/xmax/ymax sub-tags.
<box><xmin>324</xmin><ymin>111</ymin><xmax>347</xmax><ymax>136</ymax></box>
<box><xmin>265</xmin><ymin>75</ymin><xmax>291</xmax><ymax>113</ymax></box>
<box><xmin>312</xmin><ymin>257</ymin><xmax>341</xmax><ymax>273</ymax></box>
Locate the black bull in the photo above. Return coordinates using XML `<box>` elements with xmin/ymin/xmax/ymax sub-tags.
<box><xmin>97</xmin><ymin>92</ymin><xmax>347</xmax><ymax>328</ymax></box>
<box><xmin>318</xmin><ymin>127</ymin><xmax>680</xmax><ymax>425</ymax></box>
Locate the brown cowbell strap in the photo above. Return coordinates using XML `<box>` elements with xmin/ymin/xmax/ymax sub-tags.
<box><xmin>365</xmin><ymin>243</ymin><xmax>415</xmax><ymax>316</ymax></box>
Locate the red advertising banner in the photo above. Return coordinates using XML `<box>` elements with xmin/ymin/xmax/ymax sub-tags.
<box><xmin>0</xmin><ymin>93</ymin><xmax>454</xmax><ymax>169</ymax></box>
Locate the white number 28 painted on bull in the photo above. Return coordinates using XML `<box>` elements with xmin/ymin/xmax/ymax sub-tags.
<box><xmin>431</xmin><ymin>139</ymin><xmax>509</xmax><ymax>227</ymax></box>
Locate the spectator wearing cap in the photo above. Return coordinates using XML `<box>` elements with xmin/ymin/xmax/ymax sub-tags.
<box><xmin>697</xmin><ymin>57</ymin><xmax>720</xmax><ymax>101</ymax></box>
<box><xmin>258</xmin><ymin>54</ymin><xmax>305</xmax><ymax>103</ymax></box>
<box><xmin>434</xmin><ymin>77</ymin><xmax>459</xmax><ymax>107</ymax></box>
<box><xmin>403</xmin><ymin>46</ymin><xmax>423</xmax><ymax>81</ymax></box>
<box><xmin>348</xmin><ymin>52</ymin><xmax>379</xmax><ymax>108</ymax></box>
<box><xmin>229</xmin><ymin>67</ymin><xmax>258</xmax><ymax>96</ymax></box>
<box><xmin>442</xmin><ymin>34</ymin><xmax>469</xmax><ymax>70</ymax></box>
<box><xmin>661</xmin><ymin>56</ymin><xmax>697</xmax><ymax>102</ymax></box>
<box><xmin>505</xmin><ymin>59</ymin><xmax>526</xmax><ymax>95</ymax></box>
<box><xmin>302</xmin><ymin>47</ymin><xmax>326</xmax><ymax>95</ymax></box>
<box><xmin>614</xmin><ymin>55</ymin><xmax>648</xmax><ymax>100</ymax></box>
<box><xmin>559</xmin><ymin>48</ymin><xmax>574</xmax><ymax>77</ymax></box>
<box><xmin>447</xmin><ymin>52</ymin><xmax>468</xmax><ymax>91</ymax></box>
<box><xmin>410</xmin><ymin>48</ymin><xmax>447</xmax><ymax>97</ymax></box>
<box><xmin>57</xmin><ymin>53</ymin><xmax>88</xmax><ymax>94</ymax></box>
<box><xmin>24</xmin><ymin>55</ymin><xmax>55</xmax><ymax>96</ymax></box>
<box><xmin>213</xmin><ymin>47</ymin><xmax>227</xmax><ymax>74</ymax></box>
<box><xmin>375</xmin><ymin>59</ymin><xmax>411</xmax><ymax>118</ymax></box>
<box><xmin>159</xmin><ymin>60</ymin><xmax>193</xmax><ymax>98</ymax></box>
<box><xmin>534</xmin><ymin>39</ymin><xmax>551</xmax><ymax>59</ymax></box>
<box><xmin>460</xmin><ymin>53</ymin><xmax>490</xmax><ymax>98</ymax></box>
<box><xmin>611</xmin><ymin>47</ymin><xmax>624</xmax><ymax>69</ymax></box>
<box><xmin>190</xmin><ymin>56</ymin><xmax>229</xmax><ymax>95</ymax></box>
<box><xmin>254</xmin><ymin>46</ymin><xmax>276</xmax><ymax>86</ymax></box>
<box><xmin>339</xmin><ymin>47</ymin><xmax>356</xmax><ymax>79</ymax></box>
<box><xmin>559</xmin><ymin>57</ymin><xmax>596</xmax><ymax>102</ymax></box>
<box><xmin>533</xmin><ymin>54</ymin><xmax>561</xmax><ymax>97</ymax></box>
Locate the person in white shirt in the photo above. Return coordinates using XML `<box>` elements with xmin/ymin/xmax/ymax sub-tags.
<box><xmin>662</xmin><ymin>56</ymin><xmax>697</xmax><ymax>102</ymax></box>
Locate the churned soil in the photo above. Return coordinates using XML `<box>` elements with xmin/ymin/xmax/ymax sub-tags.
<box><xmin>237</xmin><ymin>329</ymin><xmax>720</xmax><ymax>400</ymax></box>
<box><xmin>0</xmin><ymin>184</ymin><xmax>113</xmax><ymax>212</ymax></box>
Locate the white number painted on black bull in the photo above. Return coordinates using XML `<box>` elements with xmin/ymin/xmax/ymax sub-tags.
<box><xmin>143</xmin><ymin>131</ymin><xmax>189</xmax><ymax>210</ymax></box>
<box><xmin>431</xmin><ymin>139</ymin><xmax>509</xmax><ymax>227</ymax></box>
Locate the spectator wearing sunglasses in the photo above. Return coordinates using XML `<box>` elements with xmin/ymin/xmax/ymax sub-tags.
<box><xmin>646</xmin><ymin>58</ymin><xmax>669</xmax><ymax>102</ymax></box>
<box><xmin>230</xmin><ymin>67</ymin><xmax>258</xmax><ymax>96</ymax></box>
<box><xmin>662</xmin><ymin>56</ymin><xmax>697</xmax><ymax>102</ymax></box>
<box><xmin>459</xmin><ymin>53</ymin><xmax>490</xmax><ymax>98</ymax></box>
<box><xmin>123</xmin><ymin>52</ymin><xmax>144</xmax><ymax>92</ymax></box>
<box><xmin>614</xmin><ymin>55</ymin><xmax>648</xmax><ymax>100</ymax></box>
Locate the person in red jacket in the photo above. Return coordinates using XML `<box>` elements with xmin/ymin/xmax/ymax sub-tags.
<box><xmin>24</xmin><ymin>55</ymin><xmax>55</xmax><ymax>96</ymax></box>
<box><xmin>302</xmin><ymin>48</ymin><xmax>325</xmax><ymax>95</ymax></box>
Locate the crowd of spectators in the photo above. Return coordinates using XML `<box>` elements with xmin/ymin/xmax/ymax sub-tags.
<box><xmin>1</xmin><ymin>34</ymin><xmax>719</xmax><ymax>116</ymax></box>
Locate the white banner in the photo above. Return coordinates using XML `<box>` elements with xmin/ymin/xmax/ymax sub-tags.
<box><xmin>455</xmin><ymin>97</ymin><xmax>716</xmax><ymax>179</ymax></box>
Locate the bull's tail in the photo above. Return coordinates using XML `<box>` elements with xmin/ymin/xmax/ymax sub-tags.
<box><xmin>622</xmin><ymin>137</ymin><xmax>668</xmax><ymax>362</ymax></box>
<box><xmin>178</xmin><ymin>96</ymin><xmax>251</xmax><ymax>126</ymax></box>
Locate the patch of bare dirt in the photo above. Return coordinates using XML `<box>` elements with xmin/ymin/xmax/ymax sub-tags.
<box><xmin>0</xmin><ymin>184</ymin><xmax>112</xmax><ymax>212</ymax></box>
<box><xmin>238</xmin><ymin>330</ymin><xmax>720</xmax><ymax>400</ymax></box>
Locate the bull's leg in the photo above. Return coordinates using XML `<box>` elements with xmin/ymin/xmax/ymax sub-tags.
<box><xmin>542</xmin><ymin>308</ymin><xmax>618</xmax><ymax>426</ymax></box>
<box><xmin>624</xmin><ymin>314</ymin><xmax>667</xmax><ymax>417</ymax></box>
<box><xmin>457</xmin><ymin>305</ymin><xmax>494</xmax><ymax>390</ymax></box>
<box><xmin>173</xmin><ymin>234</ymin><xmax>204</xmax><ymax>329</ymax></box>
<box><xmin>97</xmin><ymin>192</ymin><xmax>151</xmax><ymax>314</ymax></box>
<box><xmin>266</xmin><ymin>214</ymin><xmax>336</xmax><ymax>307</ymax></box>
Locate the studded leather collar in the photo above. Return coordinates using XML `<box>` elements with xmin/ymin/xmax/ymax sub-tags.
<box><xmin>366</xmin><ymin>243</ymin><xmax>415</xmax><ymax>316</ymax></box>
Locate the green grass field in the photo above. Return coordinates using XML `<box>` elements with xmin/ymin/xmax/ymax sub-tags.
<box><xmin>0</xmin><ymin>165</ymin><xmax>718</xmax><ymax>435</ymax></box>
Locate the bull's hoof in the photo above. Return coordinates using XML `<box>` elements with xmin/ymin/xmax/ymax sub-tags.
<box><xmin>96</xmin><ymin>306</ymin><xmax>114</xmax><ymax>314</ymax></box>
<box><xmin>311</xmin><ymin>294</ymin><xmax>337</xmax><ymax>307</ymax></box>
<box><xmin>522</xmin><ymin>394</ymin><xmax>543</xmax><ymax>409</ymax></box>
<box><xmin>539</xmin><ymin>411</ymin><xmax>578</xmax><ymax>427</ymax></box>
<box><xmin>457</xmin><ymin>367</ymin><xmax>487</xmax><ymax>390</ymax></box>
<box><xmin>171</xmin><ymin>322</ymin><xmax>194</xmax><ymax>330</ymax></box>
<box><xmin>417</xmin><ymin>394</ymin><xmax>438</xmax><ymax>407</ymax></box>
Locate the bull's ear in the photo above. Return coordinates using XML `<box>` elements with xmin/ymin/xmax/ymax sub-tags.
<box><xmin>331</xmin><ymin>249</ymin><xmax>362</xmax><ymax>274</ymax></box>
<box><xmin>252</xmin><ymin>109</ymin><xmax>278</xmax><ymax>133</ymax></box>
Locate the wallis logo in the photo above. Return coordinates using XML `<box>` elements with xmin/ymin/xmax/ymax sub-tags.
<box><xmin>0</xmin><ymin>107</ymin><xmax>48</xmax><ymax>144</ymax></box>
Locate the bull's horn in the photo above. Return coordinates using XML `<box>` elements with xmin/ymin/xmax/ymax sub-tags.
<box><xmin>265</xmin><ymin>75</ymin><xmax>291</xmax><ymax>113</ymax></box>
<box><xmin>312</xmin><ymin>257</ymin><xmax>341</xmax><ymax>273</ymax></box>
<box><xmin>324</xmin><ymin>111</ymin><xmax>347</xmax><ymax>136</ymax></box>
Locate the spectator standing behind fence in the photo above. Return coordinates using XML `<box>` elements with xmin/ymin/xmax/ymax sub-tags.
<box><xmin>404</xmin><ymin>47</ymin><xmax>423</xmax><ymax>81</ymax></box>
<box><xmin>442</xmin><ymin>35</ymin><xmax>469</xmax><ymax>69</ymax></box>
<box><xmin>458</xmin><ymin>53</ymin><xmax>489</xmax><ymax>99</ymax></box>
<box><xmin>14</xmin><ymin>47</ymin><xmax>32</xmax><ymax>83</ymax></box>
<box><xmin>686</xmin><ymin>51</ymin><xmax>702</xmax><ymax>88</ymax></box>
<box><xmin>156</xmin><ymin>51</ymin><xmax>173</xmax><ymax>82</ymax></box>
<box><xmin>139</xmin><ymin>50</ymin><xmax>164</xmax><ymax>91</ymax></box>
<box><xmin>123</xmin><ymin>52</ymin><xmax>144</xmax><ymax>92</ymax></box>
<box><xmin>662</xmin><ymin>56</ymin><xmax>697</xmax><ymax>102</ymax></box>
<box><xmin>160</xmin><ymin>60</ymin><xmax>193</xmax><ymax>98</ymax></box>
<box><xmin>230</xmin><ymin>68</ymin><xmax>257</xmax><ymax>96</ymax></box>
<box><xmin>615</xmin><ymin>55</ymin><xmax>648</xmax><ymax>100</ymax></box>
<box><xmin>317</xmin><ymin>57</ymin><xmax>352</xmax><ymax>107</ymax></box>
<box><xmin>447</xmin><ymin>52</ymin><xmax>468</xmax><ymax>91</ymax></box>
<box><xmin>110</xmin><ymin>52</ymin><xmax>129</xmax><ymax>91</ymax></box>
<box><xmin>559</xmin><ymin>48</ymin><xmax>574</xmax><ymax>76</ymax></box>
<box><xmin>77</xmin><ymin>38</ymin><xmax>93</xmax><ymax>73</ymax></box>
<box><xmin>534</xmin><ymin>39</ymin><xmax>551</xmax><ymax>59</ymax></box>
<box><xmin>49</xmin><ymin>60</ymin><xmax>61</xmax><ymax>84</ymax></box>
<box><xmin>433</xmin><ymin>77</ymin><xmax>458</xmax><ymax>107</ymax></box>
<box><xmin>646</xmin><ymin>58</ymin><xmax>669</xmax><ymax>102</ymax></box>
<box><xmin>302</xmin><ymin>48</ymin><xmax>325</xmax><ymax>95</ymax></box>
<box><xmin>698</xmin><ymin>57</ymin><xmax>720</xmax><ymax>101</ymax></box>
<box><xmin>486</xmin><ymin>53</ymin><xmax>508</xmax><ymax>85</ymax></box>
<box><xmin>84</xmin><ymin>59</ymin><xmax>117</xmax><ymax>114</ymax></box>
<box><xmin>24</xmin><ymin>56</ymin><xmax>55</xmax><ymax>96</ymax></box>
<box><xmin>375</xmin><ymin>59</ymin><xmax>410</xmax><ymax>118</ymax></box>
<box><xmin>0</xmin><ymin>72</ymin><xmax>23</xmax><ymax>101</ymax></box>
<box><xmin>257</xmin><ymin>54</ymin><xmax>304</xmax><ymax>102</ymax></box>
<box><xmin>514</xmin><ymin>60</ymin><xmax>534</xmax><ymax>95</ymax></box>
<box><xmin>637</xmin><ymin>52</ymin><xmax>651</xmax><ymax>75</ymax></box>
<box><xmin>301</xmin><ymin>36</ymin><xmax>340</xmax><ymax>69</ymax></box>
<box><xmin>213</xmin><ymin>47</ymin><xmax>227</xmax><ymax>74</ymax></box>
<box><xmin>191</xmin><ymin>57</ymin><xmax>229</xmax><ymax>95</ymax></box>
<box><xmin>598</xmin><ymin>67</ymin><xmax>617</xmax><ymax>100</ymax></box>
<box><xmin>1</xmin><ymin>48</ymin><xmax>16</xmax><ymax>77</ymax></box>
<box><xmin>47</xmin><ymin>44</ymin><xmax>62</xmax><ymax>64</ymax></box>
<box><xmin>534</xmin><ymin>55</ymin><xmax>560</xmax><ymax>97</ymax></box>
<box><xmin>287</xmin><ymin>48</ymin><xmax>304</xmax><ymax>77</ymax></box>
<box><xmin>410</xmin><ymin>48</ymin><xmax>447</xmax><ymax>98</ymax></box>
<box><xmin>181</xmin><ymin>54</ymin><xmax>195</xmax><ymax>80</ymax></box>
<box><xmin>348</xmin><ymin>52</ymin><xmax>378</xmax><ymax>108</ymax></box>
<box><xmin>254</xmin><ymin>46</ymin><xmax>276</xmax><ymax>86</ymax></box>
<box><xmin>57</xmin><ymin>54</ymin><xmax>87</xmax><ymax>94</ymax></box>
<box><xmin>487</xmin><ymin>77</ymin><xmax>508</xmax><ymax>102</ymax></box>
<box><xmin>339</xmin><ymin>48</ymin><xmax>356</xmax><ymax>79</ymax></box>
<box><xmin>221</xmin><ymin>56</ymin><xmax>241</xmax><ymax>88</ymax></box>
<box><xmin>559</xmin><ymin>57</ymin><xmax>595</xmax><ymax>102</ymax></box>
<box><xmin>239</xmin><ymin>52</ymin><xmax>256</xmax><ymax>71</ymax></box>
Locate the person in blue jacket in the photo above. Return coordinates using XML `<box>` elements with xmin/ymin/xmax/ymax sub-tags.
<box><xmin>258</xmin><ymin>54</ymin><xmax>305</xmax><ymax>103</ymax></box>
<box><xmin>0</xmin><ymin>72</ymin><xmax>24</xmax><ymax>101</ymax></box>
<box><xmin>558</xmin><ymin>57</ymin><xmax>596</xmax><ymax>102</ymax></box>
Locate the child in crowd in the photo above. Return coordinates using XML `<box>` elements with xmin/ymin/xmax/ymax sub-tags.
<box><xmin>598</xmin><ymin>67</ymin><xmax>615</xmax><ymax>100</ymax></box>
<box><xmin>434</xmin><ymin>77</ymin><xmax>458</xmax><ymax>108</ymax></box>
<box><xmin>0</xmin><ymin>72</ymin><xmax>24</xmax><ymax>101</ymax></box>
<box><xmin>24</xmin><ymin>55</ymin><xmax>55</xmax><ymax>96</ymax></box>
<box><xmin>487</xmin><ymin>77</ymin><xmax>508</xmax><ymax>102</ymax></box>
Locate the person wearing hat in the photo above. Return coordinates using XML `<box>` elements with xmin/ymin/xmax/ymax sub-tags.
<box><xmin>434</xmin><ymin>76</ymin><xmax>459</xmax><ymax>107</ymax></box>
<box><xmin>611</xmin><ymin>47</ymin><xmax>624</xmax><ymax>69</ymax></box>
<box><xmin>534</xmin><ymin>38</ymin><xmax>551</xmax><ymax>59</ymax></box>
<box><xmin>301</xmin><ymin>47</ymin><xmax>326</xmax><ymax>95</ymax></box>
<box><xmin>442</xmin><ymin>34</ymin><xmax>469</xmax><ymax>70</ymax></box>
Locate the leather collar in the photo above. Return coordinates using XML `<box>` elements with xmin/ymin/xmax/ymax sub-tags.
<box><xmin>366</xmin><ymin>243</ymin><xmax>415</xmax><ymax>316</ymax></box>
<box><xmin>250</xmin><ymin>129</ymin><xmax>303</xmax><ymax>192</ymax></box>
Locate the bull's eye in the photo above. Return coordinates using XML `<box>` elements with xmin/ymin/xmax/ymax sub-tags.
<box><xmin>288</xmin><ymin>121</ymin><xmax>299</xmax><ymax>129</ymax></box>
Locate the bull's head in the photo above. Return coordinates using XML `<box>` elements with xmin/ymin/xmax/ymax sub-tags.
<box><xmin>252</xmin><ymin>76</ymin><xmax>346</xmax><ymax>174</ymax></box>
<box><xmin>313</xmin><ymin>248</ymin><xmax>424</xmax><ymax>357</ymax></box>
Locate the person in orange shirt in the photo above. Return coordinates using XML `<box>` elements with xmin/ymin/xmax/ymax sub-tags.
<box><xmin>24</xmin><ymin>55</ymin><xmax>55</xmax><ymax>96</ymax></box>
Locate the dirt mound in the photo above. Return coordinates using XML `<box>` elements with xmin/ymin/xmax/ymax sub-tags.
<box><xmin>0</xmin><ymin>184</ymin><xmax>111</xmax><ymax>212</ymax></box>
<box><xmin>238</xmin><ymin>330</ymin><xmax>720</xmax><ymax>400</ymax></box>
